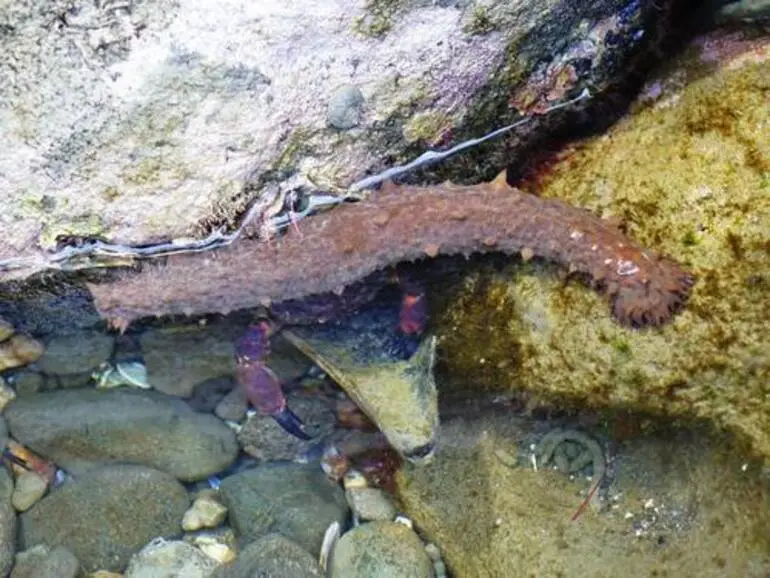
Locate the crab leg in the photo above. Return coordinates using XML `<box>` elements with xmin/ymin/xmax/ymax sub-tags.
<box><xmin>235</xmin><ymin>321</ymin><xmax>312</xmax><ymax>440</ymax></box>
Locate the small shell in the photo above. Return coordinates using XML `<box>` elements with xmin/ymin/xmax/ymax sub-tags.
<box><xmin>115</xmin><ymin>361</ymin><xmax>150</xmax><ymax>388</ymax></box>
<box><xmin>318</xmin><ymin>520</ymin><xmax>341</xmax><ymax>573</ymax></box>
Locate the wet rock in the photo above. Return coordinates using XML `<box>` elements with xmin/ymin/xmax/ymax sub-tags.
<box><xmin>124</xmin><ymin>539</ymin><xmax>218</xmax><ymax>578</ymax></box>
<box><xmin>214</xmin><ymin>386</ymin><xmax>248</xmax><ymax>422</ymax></box>
<box><xmin>329</xmin><ymin>521</ymin><xmax>433</xmax><ymax>578</ymax></box>
<box><xmin>189</xmin><ymin>376</ymin><xmax>235</xmax><ymax>413</ymax></box>
<box><xmin>0</xmin><ymin>334</ymin><xmax>44</xmax><ymax>371</ymax></box>
<box><xmin>214</xmin><ymin>534</ymin><xmax>321</xmax><ymax>578</ymax></box>
<box><xmin>327</xmin><ymin>85</ymin><xmax>365</xmax><ymax>130</ymax></box>
<box><xmin>238</xmin><ymin>392</ymin><xmax>336</xmax><ymax>462</ymax></box>
<box><xmin>190</xmin><ymin>533</ymin><xmax>236</xmax><ymax>565</ymax></box>
<box><xmin>11</xmin><ymin>544</ymin><xmax>79</xmax><ymax>578</ymax></box>
<box><xmin>6</xmin><ymin>389</ymin><xmax>239</xmax><ymax>481</ymax></box>
<box><xmin>0</xmin><ymin>415</ymin><xmax>7</xmax><ymax>452</ymax></box>
<box><xmin>140</xmin><ymin>324</ymin><xmax>239</xmax><ymax>398</ymax></box>
<box><xmin>37</xmin><ymin>330</ymin><xmax>114</xmax><ymax>375</ymax></box>
<box><xmin>395</xmin><ymin>409</ymin><xmax>770</xmax><ymax>576</ymax></box>
<box><xmin>0</xmin><ymin>378</ymin><xmax>16</xmax><ymax>411</ymax></box>
<box><xmin>434</xmin><ymin>29</ymin><xmax>770</xmax><ymax>462</ymax></box>
<box><xmin>11</xmin><ymin>470</ymin><xmax>48</xmax><ymax>512</ymax></box>
<box><xmin>219</xmin><ymin>462</ymin><xmax>348</xmax><ymax>554</ymax></box>
<box><xmin>20</xmin><ymin>465</ymin><xmax>189</xmax><ymax>573</ymax></box>
<box><xmin>0</xmin><ymin>317</ymin><xmax>13</xmax><ymax>341</ymax></box>
<box><xmin>346</xmin><ymin>487</ymin><xmax>397</xmax><ymax>522</ymax></box>
<box><xmin>0</xmin><ymin>467</ymin><xmax>16</xmax><ymax>577</ymax></box>
<box><xmin>11</xmin><ymin>370</ymin><xmax>44</xmax><ymax>397</ymax></box>
<box><xmin>182</xmin><ymin>492</ymin><xmax>228</xmax><ymax>532</ymax></box>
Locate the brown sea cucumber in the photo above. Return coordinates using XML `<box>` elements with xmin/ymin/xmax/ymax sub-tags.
<box><xmin>88</xmin><ymin>173</ymin><xmax>694</xmax><ymax>328</ymax></box>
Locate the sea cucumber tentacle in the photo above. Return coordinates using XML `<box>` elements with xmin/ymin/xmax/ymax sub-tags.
<box><xmin>88</xmin><ymin>175</ymin><xmax>693</xmax><ymax>328</ymax></box>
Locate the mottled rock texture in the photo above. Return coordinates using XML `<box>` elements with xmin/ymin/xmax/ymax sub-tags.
<box><xmin>1</xmin><ymin>0</ymin><xmax>661</xmax><ymax>281</ymax></box>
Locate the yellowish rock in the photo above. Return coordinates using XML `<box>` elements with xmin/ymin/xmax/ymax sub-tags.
<box><xmin>181</xmin><ymin>494</ymin><xmax>228</xmax><ymax>531</ymax></box>
<box><xmin>436</xmin><ymin>30</ymin><xmax>770</xmax><ymax>461</ymax></box>
<box><xmin>192</xmin><ymin>535</ymin><xmax>236</xmax><ymax>565</ymax></box>
<box><xmin>0</xmin><ymin>378</ymin><xmax>16</xmax><ymax>411</ymax></box>
<box><xmin>0</xmin><ymin>318</ymin><xmax>13</xmax><ymax>342</ymax></box>
<box><xmin>11</xmin><ymin>470</ymin><xmax>47</xmax><ymax>512</ymax></box>
<box><xmin>0</xmin><ymin>334</ymin><xmax>44</xmax><ymax>371</ymax></box>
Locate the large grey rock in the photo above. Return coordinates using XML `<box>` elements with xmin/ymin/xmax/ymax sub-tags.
<box><xmin>219</xmin><ymin>463</ymin><xmax>348</xmax><ymax>555</ymax></box>
<box><xmin>37</xmin><ymin>330</ymin><xmax>114</xmax><ymax>376</ymax></box>
<box><xmin>0</xmin><ymin>467</ymin><xmax>16</xmax><ymax>577</ymax></box>
<box><xmin>19</xmin><ymin>465</ymin><xmax>189</xmax><ymax>573</ymax></box>
<box><xmin>329</xmin><ymin>521</ymin><xmax>434</xmax><ymax>578</ymax></box>
<box><xmin>10</xmin><ymin>544</ymin><xmax>80</xmax><ymax>578</ymax></box>
<box><xmin>0</xmin><ymin>0</ymin><xmax>659</xmax><ymax>282</ymax></box>
<box><xmin>5</xmin><ymin>388</ymin><xmax>239</xmax><ymax>481</ymax></box>
<box><xmin>215</xmin><ymin>534</ymin><xmax>321</xmax><ymax>578</ymax></box>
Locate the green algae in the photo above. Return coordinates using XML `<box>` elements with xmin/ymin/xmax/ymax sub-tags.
<box><xmin>435</xmin><ymin>41</ymin><xmax>770</xmax><ymax>460</ymax></box>
<box><xmin>352</xmin><ymin>0</ymin><xmax>404</xmax><ymax>38</ymax></box>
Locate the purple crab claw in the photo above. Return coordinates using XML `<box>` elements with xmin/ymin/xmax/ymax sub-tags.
<box><xmin>272</xmin><ymin>406</ymin><xmax>313</xmax><ymax>440</ymax></box>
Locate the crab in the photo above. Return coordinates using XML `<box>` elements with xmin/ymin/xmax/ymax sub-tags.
<box><xmin>234</xmin><ymin>270</ymin><xmax>428</xmax><ymax>440</ymax></box>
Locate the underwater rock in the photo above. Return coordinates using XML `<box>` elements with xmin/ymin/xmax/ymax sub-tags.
<box><xmin>37</xmin><ymin>330</ymin><xmax>114</xmax><ymax>376</ymax></box>
<box><xmin>214</xmin><ymin>534</ymin><xmax>321</xmax><ymax>578</ymax></box>
<box><xmin>181</xmin><ymin>492</ymin><xmax>228</xmax><ymax>532</ymax></box>
<box><xmin>436</xmin><ymin>29</ymin><xmax>770</xmax><ymax>461</ymax></box>
<box><xmin>395</xmin><ymin>408</ymin><xmax>770</xmax><ymax>577</ymax></box>
<box><xmin>5</xmin><ymin>389</ymin><xmax>239</xmax><ymax>481</ymax></box>
<box><xmin>140</xmin><ymin>323</ymin><xmax>240</xmax><ymax>398</ymax></box>
<box><xmin>0</xmin><ymin>334</ymin><xmax>44</xmax><ymax>372</ymax></box>
<box><xmin>329</xmin><ymin>521</ymin><xmax>434</xmax><ymax>578</ymax></box>
<box><xmin>0</xmin><ymin>467</ymin><xmax>16</xmax><ymax>577</ymax></box>
<box><xmin>219</xmin><ymin>462</ymin><xmax>348</xmax><ymax>555</ymax></box>
<box><xmin>10</xmin><ymin>544</ymin><xmax>80</xmax><ymax>578</ymax></box>
<box><xmin>283</xmin><ymin>322</ymin><xmax>439</xmax><ymax>463</ymax></box>
<box><xmin>20</xmin><ymin>465</ymin><xmax>189</xmax><ymax>573</ymax></box>
<box><xmin>238</xmin><ymin>390</ymin><xmax>337</xmax><ymax>462</ymax></box>
<box><xmin>124</xmin><ymin>539</ymin><xmax>218</xmax><ymax>578</ymax></box>
<box><xmin>0</xmin><ymin>317</ymin><xmax>13</xmax><ymax>341</ymax></box>
<box><xmin>11</xmin><ymin>470</ymin><xmax>48</xmax><ymax>513</ymax></box>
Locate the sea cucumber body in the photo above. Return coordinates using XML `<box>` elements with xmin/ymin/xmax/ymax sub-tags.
<box><xmin>89</xmin><ymin>177</ymin><xmax>693</xmax><ymax>328</ymax></box>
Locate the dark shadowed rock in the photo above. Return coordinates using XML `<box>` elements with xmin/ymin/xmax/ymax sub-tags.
<box><xmin>219</xmin><ymin>462</ymin><xmax>348</xmax><ymax>555</ymax></box>
<box><xmin>37</xmin><ymin>330</ymin><xmax>114</xmax><ymax>375</ymax></box>
<box><xmin>6</xmin><ymin>388</ymin><xmax>238</xmax><ymax>481</ymax></box>
<box><xmin>20</xmin><ymin>465</ymin><xmax>189</xmax><ymax>573</ymax></box>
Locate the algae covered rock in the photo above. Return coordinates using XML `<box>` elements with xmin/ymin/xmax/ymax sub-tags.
<box><xmin>436</xmin><ymin>30</ymin><xmax>770</xmax><ymax>461</ymax></box>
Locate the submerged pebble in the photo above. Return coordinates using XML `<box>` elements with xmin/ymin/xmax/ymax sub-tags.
<box><xmin>11</xmin><ymin>471</ymin><xmax>47</xmax><ymax>512</ymax></box>
<box><xmin>218</xmin><ymin>534</ymin><xmax>321</xmax><ymax>577</ymax></box>
<box><xmin>327</xmin><ymin>85</ymin><xmax>365</xmax><ymax>130</ymax></box>
<box><xmin>219</xmin><ymin>462</ymin><xmax>348</xmax><ymax>555</ymax></box>
<box><xmin>124</xmin><ymin>539</ymin><xmax>218</xmax><ymax>578</ymax></box>
<box><xmin>329</xmin><ymin>520</ymin><xmax>434</xmax><ymax>578</ymax></box>
<box><xmin>182</xmin><ymin>492</ymin><xmax>228</xmax><ymax>532</ymax></box>
<box><xmin>11</xmin><ymin>544</ymin><xmax>79</xmax><ymax>578</ymax></box>
<box><xmin>20</xmin><ymin>465</ymin><xmax>189</xmax><ymax>573</ymax></box>
<box><xmin>5</xmin><ymin>389</ymin><xmax>239</xmax><ymax>482</ymax></box>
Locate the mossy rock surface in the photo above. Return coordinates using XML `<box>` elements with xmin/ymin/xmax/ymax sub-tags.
<box><xmin>435</xmin><ymin>32</ymin><xmax>770</xmax><ymax>460</ymax></box>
